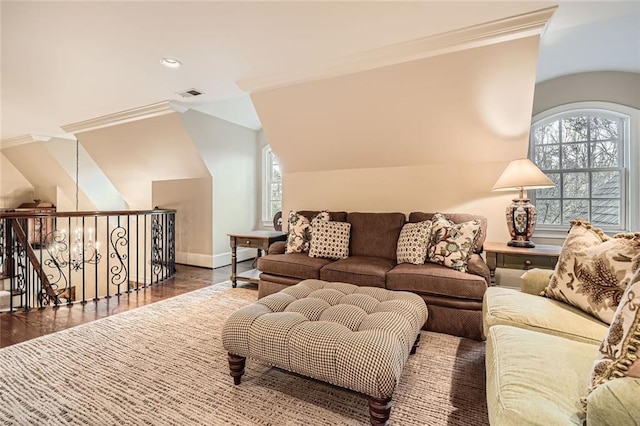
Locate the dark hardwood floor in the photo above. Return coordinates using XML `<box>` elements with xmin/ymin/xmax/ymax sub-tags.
<box><xmin>0</xmin><ymin>260</ymin><xmax>255</xmax><ymax>349</ymax></box>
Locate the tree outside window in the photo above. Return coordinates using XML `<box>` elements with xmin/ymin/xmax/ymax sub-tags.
<box><xmin>530</xmin><ymin>109</ymin><xmax>628</xmax><ymax>230</ymax></box>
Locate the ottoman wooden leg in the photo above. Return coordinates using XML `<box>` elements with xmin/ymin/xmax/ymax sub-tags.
<box><xmin>369</xmin><ymin>396</ymin><xmax>392</xmax><ymax>426</ymax></box>
<box><xmin>228</xmin><ymin>353</ymin><xmax>246</xmax><ymax>385</ymax></box>
<box><xmin>410</xmin><ymin>333</ymin><xmax>421</xmax><ymax>355</ymax></box>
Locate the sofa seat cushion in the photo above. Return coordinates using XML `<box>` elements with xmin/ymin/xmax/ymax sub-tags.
<box><xmin>320</xmin><ymin>256</ymin><xmax>396</xmax><ymax>288</ymax></box>
<box><xmin>483</xmin><ymin>287</ymin><xmax>608</xmax><ymax>345</ymax></box>
<box><xmin>257</xmin><ymin>253</ymin><xmax>335</xmax><ymax>280</ymax></box>
<box><xmin>386</xmin><ymin>263</ymin><xmax>487</xmax><ymax>300</ymax></box>
<box><xmin>486</xmin><ymin>325</ymin><xmax>599</xmax><ymax>426</ymax></box>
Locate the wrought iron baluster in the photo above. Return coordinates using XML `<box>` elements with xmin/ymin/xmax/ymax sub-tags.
<box><xmin>168</xmin><ymin>212</ymin><xmax>176</xmax><ymax>276</ymax></box>
<box><xmin>144</xmin><ymin>215</ymin><xmax>147</xmax><ymax>288</ymax></box>
<box><xmin>94</xmin><ymin>216</ymin><xmax>98</xmax><ymax>302</ymax></box>
<box><xmin>151</xmin><ymin>214</ymin><xmax>163</xmax><ymax>283</ymax></box>
<box><xmin>109</xmin><ymin>216</ymin><xmax>128</xmax><ymax>295</ymax></box>
<box><xmin>126</xmin><ymin>215</ymin><xmax>130</xmax><ymax>293</ymax></box>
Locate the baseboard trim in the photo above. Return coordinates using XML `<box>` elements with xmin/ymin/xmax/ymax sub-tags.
<box><xmin>176</xmin><ymin>252</ymin><xmax>214</xmax><ymax>268</ymax></box>
<box><xmin>212</xmin><ymin>248</ymin><xmax>255</xmax><ymax>269</ymax></box>
<box><xmin>174</xmin><ymin>249</ymin><xmax>256</xmax><ymax>268</ymax></box>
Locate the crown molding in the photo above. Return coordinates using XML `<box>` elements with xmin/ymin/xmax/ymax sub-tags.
<box><xmin>1</xmin><ymin>134</ymin><xmax>51</xmax><ymax>149</ymax></box>
<box><xmin>238</xmin><ymin>6</ymin><xmax>557</xmax><ymax>93</ymax></box>
<box><xmin>61</xmin><ymin>101</ymin><xmax>187</xmax><ymax>134</ymax></box>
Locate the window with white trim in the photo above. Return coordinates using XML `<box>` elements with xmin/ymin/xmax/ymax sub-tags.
<box><xmin>529</xmin><ymin>104</ymin><xmax>636</xmax><ymax>233</ymax></box>
<box><xmin>262</xmin><ymin>145</ymin><xmax>282</xmax><ymax>224</ymax></box>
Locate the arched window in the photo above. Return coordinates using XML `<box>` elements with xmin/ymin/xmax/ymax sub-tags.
<box><xmin>530</xmin><ymin>102</ymin><xmax>639</xmax><ymax>233</ymax></box>
<box><xmin>262</xmin><ymin>145</ymin><xmax>282</xmax><ymax>224</ymax></box>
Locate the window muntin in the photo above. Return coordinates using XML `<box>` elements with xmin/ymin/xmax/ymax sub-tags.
<box><xmin>530</xmin><ymin>110</ymin><xmax>627</xmax><ymax>230</ymax></box>
<box><xmin>262</xmin><ymin>146</ymin><xmax>282</xmax><ymax>223</ymax></box>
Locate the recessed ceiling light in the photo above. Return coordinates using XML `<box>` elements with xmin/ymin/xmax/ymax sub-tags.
<box><xmin>161</xmin><ymin>57</ymin><xmax>182</xmax><ymax>68</ymax></box>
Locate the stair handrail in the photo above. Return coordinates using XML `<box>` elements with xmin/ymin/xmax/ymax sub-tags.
<box><xmin>10</xmin><ymin>218</ymin><xmax>59</xmax><ymax>304</ymax></box>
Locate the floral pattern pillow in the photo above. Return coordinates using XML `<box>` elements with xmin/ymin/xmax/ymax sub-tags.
<box><xmin>285</xmin><ymin>211</ymin><xmax>330</xmax><ymax>254</ymax></box>
<box><xmin>427</xmin><ymin>214</ymin><xmax>481</xmax><ymax>273</ymax></box>
<box><xmin>397</xmin><ymin>220</ymin><xmax>433</xmax><ymax>265</ymax></box>
<box><xmin>542</xmin><ymin>220</ymin><xmax>640</xmax><ymax>324</ymax></box>
<box><xmin>308</xmin><ymin>219</ymin><xmax>351</xmax><ymax>260</ymax></box>
<box><xmin>587</xmin><ymin>264</ymin><xmax>640</xmax><ymax>399</ymax></box>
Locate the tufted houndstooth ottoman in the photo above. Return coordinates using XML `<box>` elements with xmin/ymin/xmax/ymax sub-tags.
<box><xmin>222</xmin><ymin>279</ymin><xmax>428</xmax><ymax>425</ymax></box>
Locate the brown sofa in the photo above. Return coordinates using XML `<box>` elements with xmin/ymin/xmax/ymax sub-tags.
<box><xmin>257</xmin><ymin>211</ymin><xmax>491</xmax><ymax>340</ymax></box>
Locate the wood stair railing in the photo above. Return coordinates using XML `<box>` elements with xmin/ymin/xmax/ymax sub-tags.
<box><xmin>10</xmin><ymin>219</ymin><xmax>59</xmax><ymax>304</ymax></box>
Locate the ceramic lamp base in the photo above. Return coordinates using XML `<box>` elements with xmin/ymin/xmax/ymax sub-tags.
<box><xmin>506</xmin><ymin>197</ymin><xmax>537</xmax><ymax>249</ymax></box>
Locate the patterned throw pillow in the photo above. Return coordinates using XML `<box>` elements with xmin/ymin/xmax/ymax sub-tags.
<box><xmin>427</xmin><ymin>213</ymin><xmax>481</xmax><ymax>273</ymax></box>
<box><xmin>587</xmin><ymin>265</ymin><xmax>640</xmax><ymax>398</ymax></box>
<box><xmin>542</xmin><ymin>220</ymin><xmax>640</xmax><ymax>324</ymax></box>
<box><xmin>564</xmin><ymin>235</ymin><xmax>640</xmax><ymax>323</ymax></box>
<box><xmin>308</xmin><ymin>219</ymin><xmax>351</xmax><ymax>260</ymax></box>
<box><xmin>397</xmin><ymin>221</ymin><xmax>433</xmax><ymax>265</ymax></box>
<box><xmin>285</xmin><ymin>211</ymin><xmax>330</xmax><ymax>254</ymax></box>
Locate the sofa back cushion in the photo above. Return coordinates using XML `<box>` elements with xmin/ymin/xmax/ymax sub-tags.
<box><xmin>347</xmin><ymin>212</ymin><xmax>406</xmax><ymax>261</ymax></box>
<box><xmin>297</xmin><ymin>210</ymin><xmax>348</xmax><ymax>223</ymax></box>
<box><xmin>409</xmin><ymin>212</ymin><xmax>487</xmax><ymax>253</ymax></box>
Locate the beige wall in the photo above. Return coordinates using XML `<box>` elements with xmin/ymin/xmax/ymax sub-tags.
<box><xmin>284</xmin><ymin>162</ymin><xmax>515</xmax><ymax>241</ymax></box>
<box><xmin>79</xmin><ymin>113</ymin><xmax>210</xmax><ymax>209</ymax></box>
<box><xmin>533</xmin><ymin>71</ymin><xmax>640</xmax><ymax>115</ymax></box>
<box><xmin>152</xmin><ymin>177</ymin><xmax>213</xmax><ymax>266</ymax></box>
<box><xmin>2</xmin><ymin>142</ymin><xmax>96</xmax><ymax>211</ymax></box>
<box><xmin>253</xmin><ymin>36</ymin><xmax>542</xmax><ymax>242</ymax></box>
<box><xmin>0</xmin><ymin>152</ymin><xmax>34</xmax><ymax>208</ymax></box>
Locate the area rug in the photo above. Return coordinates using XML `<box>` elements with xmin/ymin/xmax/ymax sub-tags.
<box><xmin>0</xmin><ymin>282</ymin><xmax>488</xmax><ymax>425</ymax></box>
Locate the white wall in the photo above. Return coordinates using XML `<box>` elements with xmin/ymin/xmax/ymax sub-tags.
<box><xmin>256</xmin><ymin>129</ymin><xmax>273</xmax><ymax>230</ymax></box>
<box><xmin>180</xmin><ymin>110</ymin><xmax>258</xmax><ymax>266</ymax></box>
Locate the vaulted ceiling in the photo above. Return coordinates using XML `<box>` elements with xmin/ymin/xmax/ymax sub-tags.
<box><xmin>1</xmin><ymin>1</ymin><xmax>639</xmax><ymax>140</ymax></box>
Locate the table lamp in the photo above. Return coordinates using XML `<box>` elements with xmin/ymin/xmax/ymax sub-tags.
<box><xmin>491</xmin><ymin>159</ymin><xmax>555</xmax><ymax>248</ymax></box>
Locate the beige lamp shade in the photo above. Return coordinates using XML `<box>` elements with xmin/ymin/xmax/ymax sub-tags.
<box><xmin>492</xmin><ymin>159</ymin><xmax>554</xmax><ymax>191</ymax></box>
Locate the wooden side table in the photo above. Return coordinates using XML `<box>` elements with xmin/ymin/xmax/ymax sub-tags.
<box><xmin>228</xmin><ymin>231</ymin><xmax>286</xmax><ymax>288</ymax></box>
<box><xmin>484</xmin><ymin>241</ymin><xmax>561</xmax><ymax>285</ymax></box>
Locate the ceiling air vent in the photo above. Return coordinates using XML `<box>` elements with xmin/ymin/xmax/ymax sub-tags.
<box><xmin>176</xmin><ymin>88</ymin><xmax>204</xmax><ymax>98</ymax></box>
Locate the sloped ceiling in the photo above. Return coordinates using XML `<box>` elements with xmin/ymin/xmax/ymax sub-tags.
<box><xmin>2</xmin><ymin>142</ymin><xmax>96</xmax><ymax>211</ymax></box>
<box><xmin>253</xmin><ymin>36</ymin><xmax>540</xmax><ymax>173</ymax></box>
<box><xmin>76</xmin><ymin>113</ymin><xmax>210</xmax><ymax>209</ymax></box>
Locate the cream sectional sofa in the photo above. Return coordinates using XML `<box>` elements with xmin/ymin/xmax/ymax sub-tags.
<box><xmin>483</xmin><ymin>269</ymin><xmax>640</xmax><ymax>426</ymax></box>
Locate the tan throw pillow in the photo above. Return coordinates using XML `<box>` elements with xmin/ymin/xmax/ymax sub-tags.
<box><xmin>397</xmin><ymin>220</ymin><xmax>433</xmax><ymax>265</ymax></box>
<box><xmin>544</xmin><ymin>219</ymin><xmax>609</xmax><ymax>294</ymax></box>
<box><xmin>588</xmin><ymin>265</ymin><xmax>640</xmax><ymax>398</ymax></box>
<box><xmin>543</xmin><ymin>220</ymin><xmax>640</xmax><ymax>324</ymax></box>
<box><xmin>308</xmin><ymin>219</ymin><xmax>351</xmax><ymax>260</ymax></box>
<box><xmin>427</xmin><ymin>213</ymin><xmax>481</xmax><ymax>273</ymax></box>
<box><xmin>285</xmin><ymin>211</ymin><xmax>330</xmax><ymax>254</ymax></box>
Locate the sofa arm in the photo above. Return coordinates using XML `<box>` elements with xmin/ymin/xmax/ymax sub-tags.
<box><xmin>586</xmin><ymin>378</ymin><xmax>640</xmax><ymax>425</ymax></box>
<box><xmin>520</xmin><ymin>268</ymin><xmax>553</xmax><ymax>295</ymax></box>
<box><xmin>267</xmin><ymin>241</ymin><xmax>286</xmax><ymax>255</ymax></box>
<box><xmin>467</xmin><ymin>254</ymin><xmax>490</xmax><ymax>285</ymax></box>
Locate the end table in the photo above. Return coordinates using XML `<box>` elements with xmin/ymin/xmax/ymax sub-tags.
<box><xmin>484</xmin><ymin>241</ymin><xmax>561</xmax><ymax>285</ymax></box>
<box><xmin>228</xmin><ymin>231</ymin><xmax>286</xmax><ymax>287</ymax></box>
